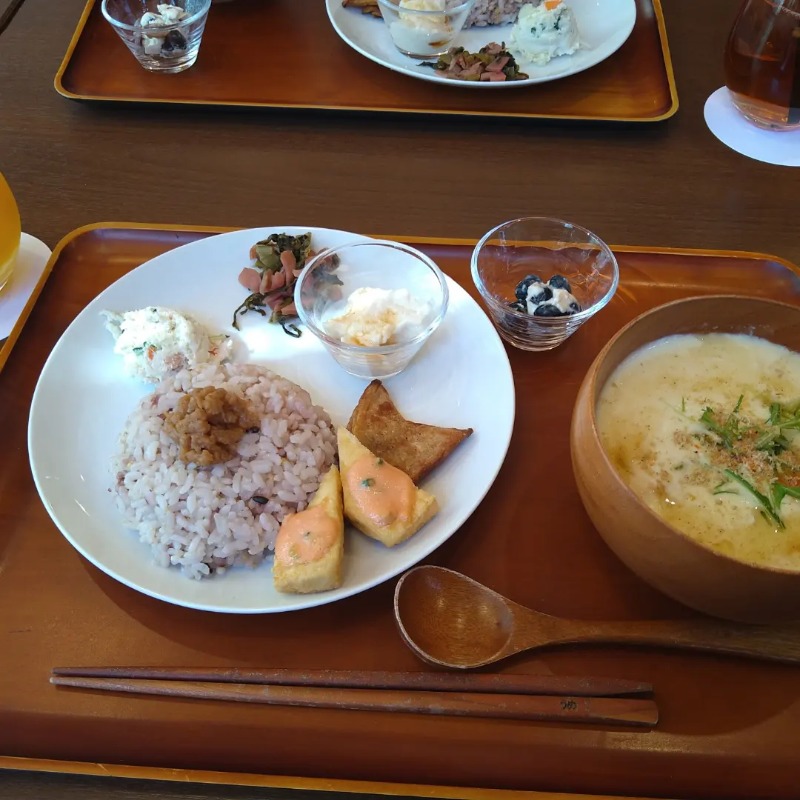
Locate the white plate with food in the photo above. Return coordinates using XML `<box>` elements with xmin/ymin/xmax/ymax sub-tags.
<box><xmin>327</xmin><ymin>0</ymin><xmax>636</xmax><ymax>88</ymax></box>
<box><xmin>28</xmin><ymin>227</ymin><xmax>514</xmax><ymax>613</ymax></box>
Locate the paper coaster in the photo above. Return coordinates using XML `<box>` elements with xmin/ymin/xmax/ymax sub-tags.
<box><xmin>704</xmin><ymin>87</ymin><xmax>800</xmax><ymax>167</ymax></box>
<box><xmin>0</xmin><ymin>233</ymin><xmax>52</xmax><ymax>340</ymax></box>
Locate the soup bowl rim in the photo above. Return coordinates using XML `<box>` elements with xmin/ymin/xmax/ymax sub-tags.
<box><xmin>577</xmin><ymin>292</ymin><xmax>800</xmax><ymax>579</ymax></box>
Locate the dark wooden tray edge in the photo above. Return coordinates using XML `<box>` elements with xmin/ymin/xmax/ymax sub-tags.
<box><xmin>53</xmin><ymin>0</ymin><xmax>94</xmax><ymax>101</ymax></box>
<box><xmin>6</xmin><ymin>218</ymin><xmax>795</xmax><ymax>376</ymax></box>
<box><xmin>650</xmin><ymin>0</ymin><xmax>679</xmax><ymax>121</ymax></box>
<box><xmin>5</xmin><ymin>221</ymin><xmax>797</xmax><ymax>800</ymax></box>
<box><xmin>0</xmin><ymin>755</ymin><xmax>663</xmax><ymax>800</ymax></box>
<box><xmin>41</xmin><ymin>220</ymin><xmax>800</xmax><ymax>275</ymax></box>
<box><xmin>53</xmin><ymin>0</ymin><xmax>679</xmax><ymax>123</ymax></box>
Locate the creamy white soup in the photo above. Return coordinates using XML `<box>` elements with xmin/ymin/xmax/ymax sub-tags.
<box><xmin>596</xmin><ymin>333</ymin><xmax>800</xmax><ymax>571</ymax></box>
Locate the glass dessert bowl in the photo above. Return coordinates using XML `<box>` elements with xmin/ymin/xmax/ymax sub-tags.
<box><xmin>294</xmin><ymin>239</ymin><xmax>449</xmax><ymax>380</ymax></box>
<box><xmin>377</xmin><ymin>0</ymin><xmax>476</xmax><ymax>59</ymax></box>
<box><xmin>471</xmin><ymin>216</ymin><xmax>619</xmax><ymax>351</ymax></box>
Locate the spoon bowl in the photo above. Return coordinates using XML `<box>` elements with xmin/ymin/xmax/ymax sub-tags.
<box><xmin>394</xmin><ymin>565</ymin><xmax>800</xmax><ymax>670</ymax></box>
<box><xmin>394</xmin><ymin>564</ymin><xmax>517</xmax><ymax>668</ymax></box>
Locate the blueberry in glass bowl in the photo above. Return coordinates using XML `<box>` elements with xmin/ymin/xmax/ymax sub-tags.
<box><xmin>512</xmin><ymin>273</ymin><xmax>582</xmax><ymax>318</ymax></box>
<box><xmin>471</xmin><ymin>217</ymin><xmax>619</xmax><ymax>352</ymax></box>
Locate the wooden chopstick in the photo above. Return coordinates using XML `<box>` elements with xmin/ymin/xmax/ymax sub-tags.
<box><xmin>50</xmin><ymin>667</ymin><xmax>652</xmax><ymax>698</ymax></box>
<box><xmin>50</xmin><ymin>675</ymin><xmax>658</xmax><ymax>727</ymax></box>
<box><xmin>0</xmin><ymin>0</ymin><xmax>26</xmax><ymax>38</ymax></box>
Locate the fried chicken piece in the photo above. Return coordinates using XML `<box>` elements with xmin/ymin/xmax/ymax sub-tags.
<box><xmin>163</xmin><ymin>387</ymin><xmax>259</xmax><ymax>466</ymax></box>
<box><xmin>346</xmin><ymin>380</ymin><xmax>473</xmax><ymax>484</ymax></box>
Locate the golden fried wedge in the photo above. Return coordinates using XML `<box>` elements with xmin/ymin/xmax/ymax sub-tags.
<box><xmin>346</xmin><ymin>380</ymin><xmax>473</xmax><ymax>484</ymax></box>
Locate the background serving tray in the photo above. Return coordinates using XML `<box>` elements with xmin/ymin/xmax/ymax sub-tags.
<box><xmin>55</xmin><ymin>0</ymin><xmax>678</xmax><ymax>122</ymax></box>
<box><xmin>2</xmin><ymin>224</ymin><xmax>800</xmax><ymax>800</ymax></box>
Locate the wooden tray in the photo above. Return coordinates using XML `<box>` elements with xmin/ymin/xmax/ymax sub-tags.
<box><xmin>2</xmin><ymin>223</ymin><xmax>800</xmax><ymax>800</ymax></box>
<box><xmin>54</xmin><ymin>0</ymin><xmax>678</xmax><ymax>122</ymax></box>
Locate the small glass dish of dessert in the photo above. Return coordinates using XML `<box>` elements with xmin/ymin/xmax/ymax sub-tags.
<box><xmin>377</xmin><ymin>0</ymin><xmax>476</xmax><ymax>59</ymax></box>
<box><xmin>294</xmin><ymin>239</ymin><xmax>449</xmax><ymax>380</ymax></box>
<box><xmin>101</xmin><ymin>0</ymin><xmax>212</xmax><ymax>73</ymax></box>
<box><xmin>471</xmin><ymin>216</ymin><xmax>619</xmax><ymax>351</ymax></box>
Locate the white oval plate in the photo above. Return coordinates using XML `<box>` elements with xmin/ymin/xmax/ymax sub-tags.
<box><xmin>28</xmin><ymin>227</ymin><xmax>515</xmax><ymax>614</ymax></box>
<box><xmin>327</xmin><ymin>0</ymin><xmax>636</xmax><ymax>89</ymax></box>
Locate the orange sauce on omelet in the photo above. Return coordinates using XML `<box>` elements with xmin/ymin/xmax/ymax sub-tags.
<box><xmin>275</xmin><ymin>506</ymin><xmax>338</xmax><ymax>565</ymax></box>
<box><xmin>347</xmin><ymin>455</ymin><xmax>415</xmax><ymax>526</ymax></box>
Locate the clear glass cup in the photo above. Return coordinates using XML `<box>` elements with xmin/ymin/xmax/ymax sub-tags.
<box><xmin>471</xmin><ymin>217</ymin><xmax>619</xmax><ymax>352</ymax></box>
<box><xmin>294</xmin><ymin>240</ymin><xmax>449</xmax><ymax>380</ymax></box>
<box><xmin>101</xmin><ymin>0</ymin><xmax>212</xmax><ymax>73</ymax></box>
<box><xmin>724</xmin><ymin>0</ymin><xmax>800</xmax><ymax>131</ymax></box>
<box><xmin>0</xmin><ymin>173</ymin><xmax>21</xmax><ymax>293</ymax></box>
<box><xmin>376</xmin><ymin>0</ymin><xmax>476</xmax><ymax>59</ymax></box>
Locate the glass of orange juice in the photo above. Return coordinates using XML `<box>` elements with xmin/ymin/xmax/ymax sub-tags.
<box><xmin>0</xmin><ymin>173</ymin><xmax>21</xmax><ymax>292</ymax></box>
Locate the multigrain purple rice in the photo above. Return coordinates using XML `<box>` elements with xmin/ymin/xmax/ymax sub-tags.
<box><xmin>112</xmin><ymin>363</ymin><xmax>336</xmax><ymax>580</ymax></box>
<box><xmin>466</xmin><ymin>0</ymin><xmax>534</xmax><ymax>27</ymax></box>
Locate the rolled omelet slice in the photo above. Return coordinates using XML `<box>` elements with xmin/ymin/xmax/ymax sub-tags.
<box><xmin>273</xmin><ymin>466</ymin><xmax>344</xmax><ymax>594</ymax></box>
<box><xmin>337</xmin><ymin>427</ymin><xmax>438</xmax><ymax>547</ymax></box>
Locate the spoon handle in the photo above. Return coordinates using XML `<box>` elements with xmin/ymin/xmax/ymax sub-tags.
<box><xmin>547</xmin><ymin>617</ymin><xmax>800</xmax><ymax>664</ymax></box>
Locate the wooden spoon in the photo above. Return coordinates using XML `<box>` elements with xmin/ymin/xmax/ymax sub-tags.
<box><xmin>394</xmin><ymin>565</ymin><xmax>800</xmax><ymax>669</ymax></box>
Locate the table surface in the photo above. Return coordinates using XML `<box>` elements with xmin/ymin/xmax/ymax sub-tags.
<box><xmin>1</xmin><ymin>0</ymin><xmax>798</xmax><ymax>799</ymax></box>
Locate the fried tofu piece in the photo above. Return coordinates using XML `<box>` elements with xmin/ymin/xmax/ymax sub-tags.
<box><xmin>273</xmin><ymin>466</ymin><xmax>344</xmax><ymax>594</ymax></box>
<box><xmin>337</xmin><ymin>428</ymin><xmax>438</xmax><ymax>547</ymax></box>
<box><xmin>346</xmin><ymin>380</ymin><xmax>473</xmax><ymax>484</ymax></box>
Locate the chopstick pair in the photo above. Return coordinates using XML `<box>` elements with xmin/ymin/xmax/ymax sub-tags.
<box><xmin>51</xmin><ymin>667</ymin><xmax>658</xmax><ymax>728</ymax></box>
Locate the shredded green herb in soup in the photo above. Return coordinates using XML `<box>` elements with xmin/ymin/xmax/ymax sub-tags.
<box><xmin>595</xmin><ymin>332</ymin><xmax>800</xmax><ymax>571</ymax></box>
<box><xmin>697</xmin><ymin>398</ymin><xmax>800</xmax><ymax>528</ymax></box>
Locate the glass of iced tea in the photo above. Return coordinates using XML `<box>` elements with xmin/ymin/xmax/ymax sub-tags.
<box><xmin>0</xmin><ymin>173</ymin><xmax>21</xmax><ymax>292</ymax></box>
<box><xmin>724</xmin><ymin>0</ymin><xmax>800</xmax><ymax>131</ymax></box>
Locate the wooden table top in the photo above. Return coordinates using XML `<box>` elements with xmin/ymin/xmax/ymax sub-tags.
<box><xmin>1</xmin><ymin>1</ymin><xmax>797</xmax><ymax>799</ymax></box>
<box><xmin>2</xmin><ymin>0</ymin><xmax>797</xmax><ymax>265</ymax></box>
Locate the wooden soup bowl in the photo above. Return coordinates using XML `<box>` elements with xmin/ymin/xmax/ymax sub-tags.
<box><xmin>571</xmin><ymin>295</ymin><xmax>800</xmax><ymax>623</ymax></box>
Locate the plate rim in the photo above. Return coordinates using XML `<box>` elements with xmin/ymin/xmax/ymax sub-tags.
<box><xmin>326</xmin><ymin>0</ymin><xmax>637</xmax><ymax>90</ymax></box>
<box><xmin>28</xmin><ymin>225</ymin><xmax>516</xmax><ymax>614</ymax></box>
